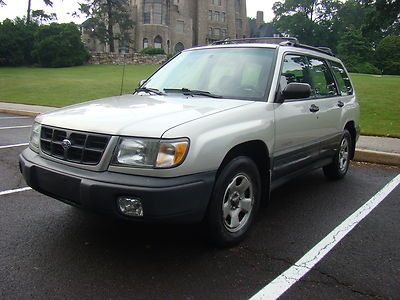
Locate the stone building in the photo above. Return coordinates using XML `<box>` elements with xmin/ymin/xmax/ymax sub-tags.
<box><xmin>83</xmin><ymin>0</ymin><xmax>249</xmax><ymax>54</ymax></box>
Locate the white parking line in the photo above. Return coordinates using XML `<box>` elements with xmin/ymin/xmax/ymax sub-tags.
<box><xmin>0</xmin><ymin>117</ymin><xmax>30</xmax><ymax>119</ymax></box>
<box><xmin>0</xmin><ymin>143</ymin><xmax>29</xmax><ymax>149</ymax></box>
<box><xmin>250</xmin><ymin>173</ymin><xmax>400</xmax><ymax>300</ymax></box>
<box><xmin>0</xmin><ymin>187</ymin><xmax>32</xmax><ymax>196</ymax></box>
<box><xmin>0</xmin><ymin>125</ymin><xmax>32</xmax><ymax>130</ymax></box>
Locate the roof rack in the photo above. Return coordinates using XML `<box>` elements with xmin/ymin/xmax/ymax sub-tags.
<box><xmin>212</xmin><ymin>37</ymin><xmax>299</xmax><ymax>46</ymax></box>
<box><xmin>211</xmin><ymin>37</ymin><xmax>335</xmax><ymax>56</ymax></box>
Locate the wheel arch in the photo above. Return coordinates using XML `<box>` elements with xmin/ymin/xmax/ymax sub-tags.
<box><xmin>344</xmin><ymin>121</ymin><xmax>357</xmax><ymax>160</ymax></box>
<box><xmin>216</xmin><ymin>140</ymin><xmax>271</xmax><ymax>201</ymax></box>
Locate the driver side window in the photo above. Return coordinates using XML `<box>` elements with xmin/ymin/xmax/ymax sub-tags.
<box><xmin>280</xmin><ymin>54</ymin><xmax>312</xmax><ymax>97</ymax></box>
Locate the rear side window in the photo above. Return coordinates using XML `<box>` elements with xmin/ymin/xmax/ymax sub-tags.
<box><xmin>280</xmin><ymin>54</ymin><xmax>312</xmax><ymax>94</ymax></box>
<box><xmin>330</xmin><ymin>61</ymin><xmax>353</xmax><ymax>95</ymax></box>
<box><xmin>307</xmin><ymin>57</ymin><xmax>338</xmax><ymax>98</ymax></box>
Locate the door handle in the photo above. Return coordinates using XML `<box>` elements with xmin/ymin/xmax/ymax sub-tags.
<box><xmin>309</xmin><ymin>104</ymin><xmax>320</xmax><ymax>113</ymax></box>
<box><xmin>337</xmin><ymin>101</ymin><xmax>345</xmax><ymax>108</ymax></box>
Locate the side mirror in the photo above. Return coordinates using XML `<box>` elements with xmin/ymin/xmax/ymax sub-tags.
<box><xmin>281</xmin><ymin>83</ymin><xmax>312</xmax><ymax>101</ymax></box>
<box><xmin>139</xmin><ymin>79</ymin><xmax>147</xmax><ymax>87</ymax></box>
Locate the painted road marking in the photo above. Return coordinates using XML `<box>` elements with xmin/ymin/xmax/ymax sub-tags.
<box><xmin>0</xmin><ymin>187</ymin><xmax>32</xmax><ymax>196</ymax></box>
<box><xmin>0</xmin><ymin>117</ymin><xmax>30</xmax><ymax>120</ymax></box>
<box><xmin>0</xmin><ymin>125</ymin><xmax>32</xmax><ymax>130</ymax></box>
<box><xmin>250</xmin><ymin>173</ymin><xmax>400</xmax><ymax>300</ymax></box>
<box><xmin>0</xmin><ymin>143</ymin><xmax>29</xmax><ymax>149</ymax></box>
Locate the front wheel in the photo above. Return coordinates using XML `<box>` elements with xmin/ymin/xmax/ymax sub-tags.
<box><xmin>323</xmin><ymin>129</ymin><xmax>352</xmax><ymax>180</ymax></box>
<box><xmin>205</xmin><ymin>156</ymin><xmax>261</xmax><ymax>247</ymax></box>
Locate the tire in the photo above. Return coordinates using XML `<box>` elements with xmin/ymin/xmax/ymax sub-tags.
<box><xmin>323</xmin><ymin>129</ymin><xmax>352</xmax><ymax>180</ymax></box>
<box><xmin>205</xmin><ymin>156</ymin><xmax>261</xmax><ymax>247</ymax></box>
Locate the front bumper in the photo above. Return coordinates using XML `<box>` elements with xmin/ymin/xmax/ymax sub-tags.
<box><xmin>19</xmin><ymin>148</ymin><xmax>216</xmax><ymax>223</ymax></box>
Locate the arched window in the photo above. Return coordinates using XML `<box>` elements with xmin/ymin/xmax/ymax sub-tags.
<box><xmin>143</xmin><ymin>0</ymin><xmax>169</xmax><ymax>25</ymax></box>
<box><xmin>154</xmin><ymin>36</ymin><xmax>163</xmax><ymax>49</ymax></box>
<box><xmin>174</xmin><ymin>42</ymin><xmax>184</xmax><ymax>53</ymax></box>
<box><xmin>143</xmin><ymin>38</ymin><xmax>149</xmax><ymax>49</ymax></box>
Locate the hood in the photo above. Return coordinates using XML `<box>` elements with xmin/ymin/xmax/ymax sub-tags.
<box><xmin>37</xmin><ymin>94</ymin><xmax>253</xmax><ymax>137</ymax></box>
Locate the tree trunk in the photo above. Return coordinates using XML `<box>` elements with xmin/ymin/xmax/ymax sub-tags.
<box><xmin>27</xmin><ymin>0</ymin><xmax>31</xmax><ymax>23</ymax></box>
<box><xmin>107</xmin><ymin>0</ymin><xmax>115</xmax><ymax>53</ymax></box>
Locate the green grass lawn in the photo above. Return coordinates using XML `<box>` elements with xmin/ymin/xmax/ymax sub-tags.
<box><xmin>0</xmin><ymin>65</ymin><xmax>158</xmax><ymax>107</ymax></box>
<box><xmin>0</xmin><ymin>66</ymin><xmax>399</xmax><ymax>137</ymax></box>
<box><xmin>350</xmin><ymin>73</ymin><xmax>400</xmax><ymax>138</ymax></box>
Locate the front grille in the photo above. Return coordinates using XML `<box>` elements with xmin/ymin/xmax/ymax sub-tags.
<box><xmin>40</xmin><ymin>126</ymin><xmax>110</xmax><ymax>165</ymax></box>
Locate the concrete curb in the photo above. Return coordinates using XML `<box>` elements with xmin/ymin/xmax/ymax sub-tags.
<box><xmin>0</xmin><ymin>108</ymin><xmax>41</xmax><ymax>117</ymax></box>
<box><xmin>354</xmin><ymin>149</ymin><xmax>400</xmax><ymax>167</ymax></box>
<box><xmin>1</xmin><ymin>107</ymin><xmax>399</xmax><ymax>167</ymax></box>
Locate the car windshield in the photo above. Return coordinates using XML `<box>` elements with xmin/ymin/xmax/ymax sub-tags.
<box><xmin>143</xmin><ymin>47</ymin><xmax>275</xmax><ymax>101</ymax></box>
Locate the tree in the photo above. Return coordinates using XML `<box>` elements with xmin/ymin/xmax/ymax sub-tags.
<box><xmin>362</xmin><ymin>0</ymin><xmax>400</xmax><ymax>37</ymax></box>
<box><xmin>32</xmin><ymin>23</ymin><xmax>89</xmax><ymax>67</ymax></box>
<box><xmin>0</xmin><ymin>1</ymin><xmax>6</xmax><ymax>6</ymax></box>
<box><xmin>337</xmin><ymin>29</ymin><xmax>378</xmax><ymax>73</ymax></box>
<box><xmin>32</xmin><ymin>9</ymin><xmax>57</xmax><ymax>24</ymax></box>
<box><xmin>375</xmin><ymin>35</ymin><xmax>400</xmax><ymax>75</ymax></box>
<box><xmin>0</xmin><ymin>18</ymin><xmax>38</xmax><ymax>66</ymax></box>
<box><xmin>27</xmin><ymin>0</ymin><xmax>53</xmax><ymax>23</ymax></box>
<box><xmin>272</xmin><ymin>0</ymin><xmax>343</xmax><ymax>50</ymax></box>
<box><xmin>79</xmin><ymin>0</ymin><xmax>134</xmax><ymax>53</ymax></box>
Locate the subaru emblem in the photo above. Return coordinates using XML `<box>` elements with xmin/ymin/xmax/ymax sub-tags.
<box><xmin>61</xmin><ymin>139</ymin><xmax>72</xmax><ymax>150</ymax></box>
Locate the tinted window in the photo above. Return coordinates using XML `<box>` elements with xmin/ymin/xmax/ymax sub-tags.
<box><xmin>330</xmin><ymin>61</ymin><xmax>353</xmax><ymax>95</ymax></box>
<box><xmin>280</xmin><ymin>54</ymin><xmax>312</xmax><ymax>94</ymax></box>
<box><xmin>308</xmin><ymin>57</ymin><xmax>338</xmax><ymax>97</ymax></box>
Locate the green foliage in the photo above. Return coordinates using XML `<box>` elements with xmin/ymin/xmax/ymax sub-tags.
<box><xmin>353</xmin><ymin>62</ymin><xmax>380</xmax><ymax>75</ymax></box>
<box><xmin>0</xmin><ymin>18</ymin><xmax>38</xmax><ymax>66</ymax></box>
<box><xmin>141</xmin><ymin>47</ymin><xmax>165</xmax><ymax>55</ymax></box>
<box><xmin>337</xmin><ymin>29</ymin><xmax>375</xmax><ymax>72</ymax></box>
<box><xmin>31</xmin><ymin>9</ymin><xmax>57</xmax><ymax>24</ymax></box>
<box><xmin>79</xmin><ymin>0</ymin><xmax>134</xmax><ymax>53</ymax></box>
<box><xmin>272</xmin><ymin>0</ymin><xmax>343</xmax><ymax>50</ymax></box>
<box><xmin>32</xmin><ymin>23</ymin><xmax>90</xmax><ymax>67</ymax></box>
<box><xmin>375</xmin><ymin>36</ymin><xmax>400</xmax><ymax>75</ymax></box>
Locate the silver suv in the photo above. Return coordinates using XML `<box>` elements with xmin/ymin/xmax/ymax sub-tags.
<box><xmin>20</xmin><ymin>38</ymin><xmax>360</xmax><ymax>246</ymax></box>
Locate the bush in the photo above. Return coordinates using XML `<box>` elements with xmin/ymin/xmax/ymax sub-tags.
<box><xmin>354</xmin><ymin>62</ymin><xmax>380</xmax><ymax>74</ymax></box>
<box><xmin>0</xmin><ymin>18</ymin><xmax>38</xmax><ymax>66</ymax></box>
<box><xmin>376</xmin><ymin>36</ymin><xmax>400</xmax><ymax>75</ymax></box>
<box><xmin>32</xmin><ymin>23</ymin><xmax>89</xmax><ymax>67</ymax></box>
<box><xmin>141</xmin><ymin>47</ymin><xmax>165</xmax><ymax>55</ymax></box>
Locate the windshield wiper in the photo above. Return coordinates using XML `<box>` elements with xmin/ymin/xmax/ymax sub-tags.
<box><xmin>135</xmin><ymin>87</ymin><xmax>165</xmax><ymax>96</ymax></box>
<box><xmin>164</xmin><ymin>88</ymin><xmax>223</xmax><ymax>99</ymax></box>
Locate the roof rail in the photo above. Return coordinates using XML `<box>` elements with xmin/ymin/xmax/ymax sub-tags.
<box><xmin>211</xmin><ymin>36</ymin><xmax>335</xmax><ymax>56</ymax></box>
<box><xmin>295</xmin><ymin>44</ymin><xmax>335</xmax><ymax>56</ymax></box>
<box><xmin>212</xmin><ymin>37</ymin><xmax>299</xmax><ymax>46</ymax></box>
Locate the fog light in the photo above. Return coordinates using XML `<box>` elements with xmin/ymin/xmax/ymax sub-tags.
<box><xmin>117</xmin><ymin>197</ymin><xmax>143</xmax><ymax>217</ymax></box>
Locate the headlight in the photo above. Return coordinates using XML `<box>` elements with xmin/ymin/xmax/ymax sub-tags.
<box><xmin>29</xmin><ymin>122</ymin><xmax>41</xmax><ymax>153</ymax></box>
<box><xmin>112</xmin><ymin>138</ymin><xmax>189</xmax><ymax>168</ymax></box>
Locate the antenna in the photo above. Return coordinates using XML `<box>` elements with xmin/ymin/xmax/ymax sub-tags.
<box><xmin>120</xmin><ymin>49</ymin><xmax>127</xmax><ymax>96</ymax></box>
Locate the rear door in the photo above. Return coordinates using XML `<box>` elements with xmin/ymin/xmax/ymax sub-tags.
<box><xmin>306</xmin><ymin>56</ymin><xmax>342</xmax><ymax>158</ymax></box>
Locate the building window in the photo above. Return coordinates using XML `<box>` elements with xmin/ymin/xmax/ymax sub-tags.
<box><xmin>235</xmin><ymin>0</ymin><xmax>240</xmax><ymax>12</ymax></box>
<box><xmin>176</xmin><ymin>20</ymin><xmax>184</xmax><ymax>33</ymax></box>
<box><xmin>143</xmin><ymin>38</ymin><xmax>149</xmax><ymax>49</ymax></box>
<box><xmin>218</xmin><ymin>0</ymin><xmax>222</xmax><ymax>5</ymax></box>
<box><xmin>221</xmin><ymin>28</ymin><xmax>227</xmax><ymax>38</ymax></box>
<box><xmin>143</xmin><ymin>0</ymin><xmax>169</xmax><ymax>25</ymax></box>
<box><xmin>214</xmin><ymin>11</ymin><xmax>220</xmax><ymax>22</ymax></box>
<box><xmin>208</xmin><ymin>27</ymin><xmax>213</xmax><ymax>36</ymax></box>
<box><xmin>221</xmin><ymin>12</ymin><xmax>226</xmax><ymax>23</ymax></box>
<box><xmin>174</xmin><ymin>42</ymin><xmax>184</xmax><ymax>53</ymax></box>
<box><xmin>236</xmin><ymin>19</ymin><xmax>242</xmax><ymax>29</ymax></box>
<box><xmin>154</xmin><ymin>35</ymin><xmax>163</xmax><ymax>49</ymax></box>
<box><xmin>214</xmin><ymin>28</ymin><xmax>221</xmax><ymax>38</ymax></box>
<box><xmin>208</xmin><ymin>10</ymin><xmax>213</xmax><ymax>21</ymax></box>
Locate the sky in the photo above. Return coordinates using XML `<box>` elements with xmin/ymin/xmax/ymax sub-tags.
<box><xmin>0</xmin><ymin>0</ymin><xmax>276</xmax><ymax>23</ymax></box>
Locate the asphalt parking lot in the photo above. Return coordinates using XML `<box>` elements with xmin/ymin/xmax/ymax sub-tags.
<box><xmin>1</xmin><ymin>112</ymin><xmax>399</xmax><ymax>299</ymax></box>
